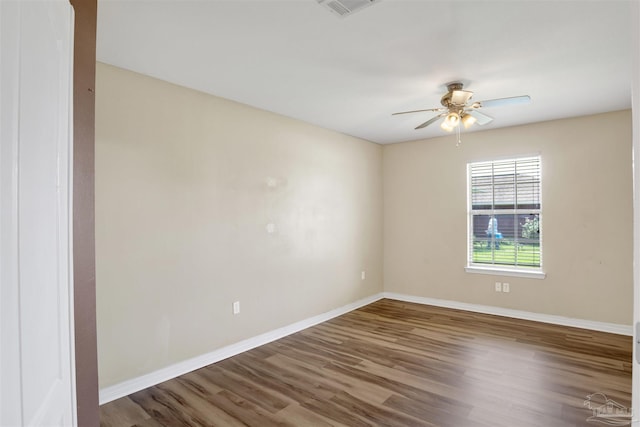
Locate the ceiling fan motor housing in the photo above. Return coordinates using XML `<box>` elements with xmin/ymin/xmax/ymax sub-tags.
<box><xmin>392</xmin><ymin>81</ymin><xmax>528</xmax><ymax>131</ymax></box>
<box><xmin>440</xmin><ymin>82</ymin><xmax>471</xmax><ymax>116</ymax></box>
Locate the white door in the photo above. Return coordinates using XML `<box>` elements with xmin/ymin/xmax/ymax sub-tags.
<box><xmin>0</xmin><ymin>1</ymin><xmax>76</xmax><ymax>426</ymax></box>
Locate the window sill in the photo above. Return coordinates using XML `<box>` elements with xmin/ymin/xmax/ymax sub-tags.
<box><xmin>465</xmin><ymin>265</ymin><xmax>546</xmax><ymax>279</ymax></box>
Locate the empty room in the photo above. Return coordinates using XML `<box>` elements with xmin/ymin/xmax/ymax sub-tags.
<box><xmin>93</xmin><ymin>1</ymin><xmax>637</xmax><ymax>426</ymax></box>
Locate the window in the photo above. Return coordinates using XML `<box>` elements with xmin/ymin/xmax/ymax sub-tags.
<box><xmin>467</xmin><ymin>156</ymin><xmax>543</xmax><ymax>277</ymax></box>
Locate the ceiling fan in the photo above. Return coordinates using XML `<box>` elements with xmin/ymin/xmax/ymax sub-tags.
<box><xmin>392</xmin><ymin>82</ymin><xmax>531</xmax><ymax>132</ymax></box>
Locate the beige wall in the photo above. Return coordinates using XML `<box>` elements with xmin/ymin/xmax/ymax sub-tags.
<box><xmin>95</xmin><ymin>63</ymin><xmax>383</xmax><ymax>388</ymax></box>
<box><xmin>96</xmin><ymin>61</ymin><xmax>632</xmax><ymax>389</ymax></box>
<box><xmin>383</xmin><ymin>110</ymin><xmax>633</xmax><ymax>325</ymax></box>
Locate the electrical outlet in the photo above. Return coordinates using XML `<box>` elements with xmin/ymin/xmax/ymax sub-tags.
<box><xmin>361</xmin><ymin>271</ymin><xmax>366</xmax><ymax>280</ymax></box>
<box><xmin>232</xmin><ymin>301</ymin><xmax>240</xmax><ymax>315</ymax></box>
<box><xmin>502</xmin><ymin>283</ymin><xmax>510</xmax><ymax>293</ymax></box>
<box><xmin>495</xmin><ymin>282</ymin><xmax>502</xmax><ymax>292</ymax></box>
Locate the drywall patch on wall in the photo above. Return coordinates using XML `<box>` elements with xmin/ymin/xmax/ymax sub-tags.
<box><xmin>95</xmin><ymin>62</ymin><xmax>383</xmax><ymax>388</ymax></box>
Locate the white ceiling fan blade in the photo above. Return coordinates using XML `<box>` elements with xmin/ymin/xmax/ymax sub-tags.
<box><xmin>467</xmin><ymin>109</ymin><xmax>493</xmax><ymax>125</ymax></box>
<box><xmin>415</xmin><ymin>113</ymin><xmax>445</xmax><ymax>130</ymax></box>
<box><xmin>476</xmin><ymin>95</ymin><xmax>531</xmax><ymax>109</ymax></box>
<box><xmin>392</xmin><ymin>107</ymin><xmax>445</xmax><ymax>116</ymax></box>
<box><xmin>451</xmin><ymin>90</ymin><xmax>473</xmax><ymax>105</ymax></box>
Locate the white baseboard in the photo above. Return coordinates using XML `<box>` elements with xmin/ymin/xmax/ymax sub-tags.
<box><xmin>100</xmin><ymin>291</ymin><xmax>632</xmax><ymax>405</ymax></box>
<box><xmin>98</xmin><ymin>292</ymin><xmax>385</xmax><ymax>405</ymax></box>
<box><xmin>383</xmin><ymin>292</ymin><xmax>633</xmax><ymax>336</ymax></box>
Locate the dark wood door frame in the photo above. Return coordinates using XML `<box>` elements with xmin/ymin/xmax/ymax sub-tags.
<box><xmin>69</xmin><ymin>0</ymin><xmax>99</xmax><ymax>425</ymax></box>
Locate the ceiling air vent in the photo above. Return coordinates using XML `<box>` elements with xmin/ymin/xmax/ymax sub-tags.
<box><xmin>316</xmin><ymin>0</ymin><xmax>381</xmax><ymax>17</ymax></box>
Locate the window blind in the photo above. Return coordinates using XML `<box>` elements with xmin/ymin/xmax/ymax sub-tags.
<box><xmin>468</xmin><ymin>156</ymin><xmax>542</xmax><ymax>269</ymax></box>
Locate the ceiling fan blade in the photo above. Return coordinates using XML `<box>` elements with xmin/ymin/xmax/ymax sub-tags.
<box><xmin>467</xmin><ymin>109</ymin><xmax>493</xmax><ymax>125</ymax></box>
<box><xmin>392</xmin><ymin>107</ymin><xmax>445</xmax><ymax>116</ymax></box>
<box><xmin>475</xmin><ymin>95</ymin><xmax>531</xmax><ymax>109</ymax></box>
<box><xmin>451</xmin><ymin>90</ymin><xmax>473</xmax><ymax>105</ymax></box>
<box><xmin>415</xmin><ymin>113</ymin><xmax>445</xmax><ymax>130</ymax></box>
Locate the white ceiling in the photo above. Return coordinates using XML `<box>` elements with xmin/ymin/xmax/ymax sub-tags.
<box><xmin>96</xmin><ymin>0</ymin><xmax>632</xmax><ymax>145</ymax></box>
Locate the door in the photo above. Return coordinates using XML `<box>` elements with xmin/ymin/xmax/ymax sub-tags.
<box><xmin>0</xmin><ymin>0</ymin><xmax>76</xmax><ymax>425</ymax></box>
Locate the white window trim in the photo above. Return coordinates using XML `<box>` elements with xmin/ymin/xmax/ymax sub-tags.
<box><xmin>465</xmin><ymin>155</ymin><xmax>545</xmax><ymax>278</ymax></box>
<box><xmin>465</xmin><ymin>265</ymin><xmax>546</xmax><ymax>279</ymax></box>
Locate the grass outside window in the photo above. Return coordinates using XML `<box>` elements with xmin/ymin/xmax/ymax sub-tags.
<box><xmin>472</xmin><ymin>239</ymin><xmax>540</xmax><ymax>267</ymax></box>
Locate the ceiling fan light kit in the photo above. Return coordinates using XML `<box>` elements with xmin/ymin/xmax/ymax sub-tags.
<box><xmin>461</xmin><ymin>113</ymin><xmax>477</xmax><ymax>128</ymax></box>
<box><xmin>443</xmin><ymin>112</ymin><xmax>460</xmax><ymax>128</ymax></box>
<box><xmin>392</xmin><ymin>82</ymin><xmax>531</xmax><ymax>144</ymax></box>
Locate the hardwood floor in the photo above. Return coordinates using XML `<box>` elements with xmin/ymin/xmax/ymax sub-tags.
<box><xmin>100</xmin><ymin>299</ymin><xmax>632</xmax><ymax>427</ymax></box>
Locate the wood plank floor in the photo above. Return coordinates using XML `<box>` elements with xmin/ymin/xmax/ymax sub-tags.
<box><xmin>100</xmin><ymin>299</ymin><xmax>632</xmax><ymax>427</ymax></box>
